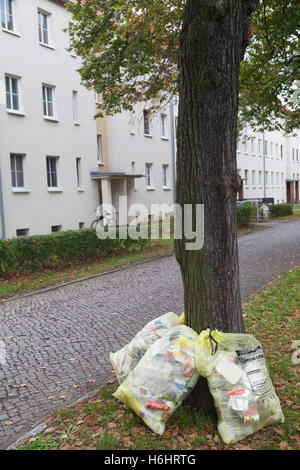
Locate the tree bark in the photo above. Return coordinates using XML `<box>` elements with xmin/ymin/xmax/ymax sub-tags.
<box><xmin>175</xmin><ymin>0</ymin><xmax>258</xmax><ymax>414</ymax></box>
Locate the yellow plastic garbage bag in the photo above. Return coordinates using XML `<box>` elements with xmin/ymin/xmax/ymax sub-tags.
<box><xmin>195</xmin><ymin>329</ymin><xmax>284</xmax><ymax>444</ymax></box>
<box><xmin>110</xmin><ymin>312</ymin><xmax>184</xmax><ymax>384</ymax></box>
<box><xmin>113</xmin><ymin>324</ymin><xmax>199</xmax><ymax>435</ymax></box>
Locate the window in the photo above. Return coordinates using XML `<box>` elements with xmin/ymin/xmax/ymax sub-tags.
<box><xmin>275</xmin><ymin>143</ymin><xmax>279</xmax><ymax>158</ymax></box>
<box><xmin>162</xmin><ymin>164</ymin><xmax>169</xmax><ymax>187</ymax></box>
<box><xmin>51</xmin><ymin>225</ymin><xmax>61</xmax><ymax>233</ymax></box>
<box><xmin>270</xmin><ymin>142</ymin><xmax>273</xmax><ymax>156</ymax></box>
<box><xmin>1</xmin><ymin>0</ymin><xmax>14</xmax><ymax>31</ymax></box>
<box><xmin>145</xmin><ymin>163</ymin><xmax>152</xmax><ymax>188</ymax></box>
<box><xmin>292</xmin><ymin>148</ymin><xmax>295</xmax><ymax>160</ymax></box>
<box><xmin>10</xmin><ymin>154</ymin><xmax>24</xmax><ymax>187</ymax></box>
<box><xmin>265</xmin><ymin>171</ymin><xmax>269</xmax><ymax>185</ymax></box>
<box><xmin>38</xmin><ymin>10</ymin><xmax>49</xmax><ymax>45</ymax></box>
<box><xmin>79</xmin><ymin>222</ymin><xmax>84</xmax><ymax>229</ymax></box>
<box><xmin>280</xmin><ymin>145</ymin><xmax>283</xmax><ymax>159</ymax></box>
<box><xmin>264</xmin><ymin>140</ymin><xmax>268</xmax><ymax>156</ymax></box>
<box><xmin>46</xmin><ymin>156</ymin><xmax>58</xmax><ymax>187</ymax></box>
<box><xmin>161</xmin><ymin>114</ymin><xmax>167</xmax><ymax>138</ymax></box>
<box><xmin>271</xmin><ymin>171</ymin><xmax>274</xmax><ymax>186</ymax></box>
<box><xmin>72</xmin><ymin>90</ymin><xmax>79</xmax><ymax>124</ymax></box>
<box><xmin>131</xmin><ymin>162</ymin><xmax>136</xmax><ymax>190</ymax></box>
<box><xmin>97</xmin><ymin>135</ymin><xmax>102</xmax><ymax>163</ymax></box>
<box><xmin>143</xmin><ymin>110</ymin><xmax>150</xmax><ymax>136</ymax></box>
<box><xmin>252</xmin><ymin>170</ymin><xmax>256</xmax><ymax>186</ymax></box>
<box><xmin>297</xmin><ymin>149</ymin><xmax>299</xmax><ymax>162</ymax></box>
<box><xmin>243</xmin><ymin>139</ymin><xmax>247</xmax><ymax>153</ymax></box>
<box><xmin>259</xmin><ymin>170</ymin><xmax>262</xmax><ymax>186</ymax></box>
<box><xmin>76</xmin><ymin>157</ymin><xmax>81</xmax><ymax>188</ymax></box>
<box><xmin>244</xmin><ymin>170</ymin><xmax>248</xmax><ymax>186</ymax></box>
<box><xmin>276</xmin><ymin>172</ymin><xmax>279</xmax><ymax>186</ymax></box>
<box><xmin>251</xmin><ymin>138</ymin><xmax>255</xmax><ymax>154</ymax></box>
<box><xmin>5</xmin><ymin>75</ymin><xmax>20</xmax><ymax>111</ymax></box>
<box><xmin>258</xmin><ymin>138</ymin><xmax>262</xmax><ymax>154</ymax></box>
<box><xmin>16</xmin><ymin>228</ymin><xmax>29</xmax><ymax>237</ymax></box>
<box><xmin>42</xmin><ymin>84</ymin><xmax>54</xmax><ymax>118</ymax></box>
<box><xmin>281</xmin><ymin>173</ymin><xmax>284</xmax><ymax>184</ymax></box>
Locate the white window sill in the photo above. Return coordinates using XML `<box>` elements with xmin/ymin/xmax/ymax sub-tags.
<box><xmin>44</xmin><ymin>116</ymin><xmax>59</xmax><ymax>122</ymax></box>
<box><xmin>163</xmin><ymin>186</ymin><xmax>171</xmax><ymax>191</ymax></box>
<box><xmin>39</xmin><ymin>41</ymin><xmax>55</xmax><ymax>50</ymax></box>
<box><xmin>12</xmin><ymin>187</ymin><xmax>30</xmax><ymax>193</ymax></box>
<box><xmin>73</xmin><ymin>121</ymin><xmax>80</xmax><ymax>126</ymax></box>
<box><xmin>97</xmin><ymin>162</ymin><xmax>105</xmax><ymax>166</ymax></box>
<box><xmin>161</xmin><ymin>136</ymin><xmax>169</xmax><ymax>141</ymax></box>
<box><xmin>130</xmin><ymin>131</ymin><xmax>135</xmax><ymax>135</ymax></box>
<box><xmin>144</xmin><ymin>134</ymin><xmax>153</xmax><ymax>138</ymax></box>
<box><xmin>77</xmin><ymin>188</ymin><xmax>84</xmax><ymax>192</ymax></box>
<box><xmin>2</xmin><ymin>28</ymin><xmax>21</xmax><ymax>37</ymax></box>
<box><xmin>48</xmin><ymin>187</ymin><xmax>63</xmax><ymax>193</ymax></box>
<box><xmin>7</xmin><ymin>109</ymin><xmax>25</xmax><ymax>117</ymax></box>
<box><xmin>146</xmin><ymin>186</ymin><xmax>155</xmax><ymax>191</ymax></box>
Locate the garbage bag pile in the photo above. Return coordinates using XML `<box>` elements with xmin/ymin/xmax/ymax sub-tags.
<box><xmin>113</xmin><ymin>324</ymin><xmax>199</xmax><ymax>435</ymax></box>
<box><xmin>110</xmin><ymin>316</ymin><xmax>284</xmax><ymax>444</ymax></box>
<box><xmin>195</xmin><ymin>329</ymin><xmax>285</xmax><ymax>444</ymax></box>
<box><xmin>110</xmin><ymin>312</ymin><xmax>184</xmax><ymax>384</ymax></box>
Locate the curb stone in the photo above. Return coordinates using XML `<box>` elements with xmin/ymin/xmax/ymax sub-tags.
<box><xmin>6</xmin><ymin>379</ymin><xmax>117</xmax><ymax>450</ymax></box>
<box><xmin>0</xmin><ymin>252</ymin><xmax>173</xmax><ymax>304</ymax></box>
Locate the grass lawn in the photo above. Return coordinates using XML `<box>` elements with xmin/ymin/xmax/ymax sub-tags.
<box><xmin>0</xmin><ymin>224</ymin><xmax>264</xmax><ymax>301</ymax></box>
<box><xmin>18</xmin><ymin>267</ymin><xmax>300</xmax><ymax>451</ymax></box>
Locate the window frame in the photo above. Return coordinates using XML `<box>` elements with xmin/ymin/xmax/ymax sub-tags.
<box><xmin>1</xmin><ymin>0</ymin><xmax>14</xmax><ymax>32</ymax></box>
<box><xmin>145</xmin><ymin>163</ymin><xmax>153</xmax><ymax>189</ymax></box>
<box><xmin>38</xmin><ymin>9</ymin><xmax>50</xmax><ymax>46</ymax></box>
<box><xmin>42</xmin><ymin>84</ymin><xmax>55</xmax><ymax>119</ymax></box>
<box><xmin>5</xmin><ymin>74</ymin><xmax>20</xmax><ymax>112</ymax></box>
<box><xmin>10</xmin><ymin>153</ymin><xmax>24</xmax><ymax>188</ymax></box>
<box><xmin>46</xmin><ymin>156</ymin><xmax>58</xmax><ymax>188</ymax></box>
<box><xmin>162</xmin><ymin>164</ymin><xmax>169</xmax><ymax>188</ymax></box>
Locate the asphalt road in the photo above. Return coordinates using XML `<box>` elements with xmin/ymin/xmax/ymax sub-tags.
<box><xmin>0</xmin><ymin>219</ymin><xmax>299</xmax><ymax>449</ymax></box>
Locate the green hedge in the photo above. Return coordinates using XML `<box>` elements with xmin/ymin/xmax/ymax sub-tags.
<box><xmin>268</xmin><ymin>203</ymin><xmax>293</xmax><ymax>218</ymax></box>
<box><xmin>237</xmin><ymin>202</ymin><xmax>253</xmax><ymax>226</ymax></box>
<box><xmin>0</xmin><ymin>228</ymin><xmax>147</xmax><ymax>276</ymax></box>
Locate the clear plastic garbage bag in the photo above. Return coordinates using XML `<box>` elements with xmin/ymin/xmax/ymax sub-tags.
<box><xmin>110</xmin><ymin>312</ymin><xmax>184</xmax><ymax>384</ymax></box>
<box><xmin>113</xmin><ymin>324</ymin><xmax>199</xmax><ymax>435</ymax></box>
<box><xmin>195</xmin><ymin>329</ymin><xmax>284</xmax><ymax>444</ymax></box>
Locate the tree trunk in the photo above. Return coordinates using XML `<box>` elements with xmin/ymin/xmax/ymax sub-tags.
<box><xmin>175</xmin><ymin>0</ymin><xmax>258</xmax><ymax>414</ymax></box>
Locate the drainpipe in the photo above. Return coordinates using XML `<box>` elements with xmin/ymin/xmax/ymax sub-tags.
<box><xmin>169</xmin><ymin>93</ymin><xmax>176</xmax><ymax>204</ymax></box>
<box><xmin>262</xmin><ymin>131</ymin><xmax>266</xmax><ymax>199</ymax></box>
<box><xmin>0</xmin><ymin>164</ymin><xmax>6</xmax><ymax>239</ymax></box>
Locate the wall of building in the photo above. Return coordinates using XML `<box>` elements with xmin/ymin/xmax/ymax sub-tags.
<box><xmin>0</xmin><ymin>0</ymin><xmax>99</xmax><ymax>238</ymax></box>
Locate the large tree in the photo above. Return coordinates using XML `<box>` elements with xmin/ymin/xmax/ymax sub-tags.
<box><xmin>67</xmin><ymin>0</ymin><xmax>264</xmax><ymax>415</ymax></box>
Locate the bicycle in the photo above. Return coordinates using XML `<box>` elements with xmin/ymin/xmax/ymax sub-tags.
<box><xmin>91</xmin><ymin>210</ymin><xmax>115</xmax><ymax>229</ymax></box>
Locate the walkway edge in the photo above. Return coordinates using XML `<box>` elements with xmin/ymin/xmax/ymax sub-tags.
<box><xmin>0</xmin><ymin>253</ymin><xmax>174</xmax><ymax>305</ymax></box>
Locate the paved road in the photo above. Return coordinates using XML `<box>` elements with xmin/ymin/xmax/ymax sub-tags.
<box><xmin>0</xmin><ymin>219</ymin><xmax>299</xmax><ymax>449</ymax></box>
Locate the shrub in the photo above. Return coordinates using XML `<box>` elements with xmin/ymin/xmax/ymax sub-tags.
<box><xmin>268</xmin><ymin>204</ymin><xmax>293</xmax><ymax>218</ymax></box>
<box><xmin>237</xmin><ymin>202</ymin><xmax>253</xmax><ymax>226</ymax></box>
<box><xmin>0</xmin><ymin>228</ymin><xmax>147</xmax><ymax>276</ymax></box>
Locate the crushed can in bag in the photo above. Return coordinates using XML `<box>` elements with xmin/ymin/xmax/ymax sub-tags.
<box><xmin>195</xmin><ymin>329</ymin><xmax>284</xmax><ymax>444</ymax></box>
<box><xmin>113</xmin><ymin>324</ymin><xmax>199</xmax><ymax>435</ymax></box>
<box><xmin>110</xmin><ymin>312</ymin><xmax>184</xmax><ymax>384</ymax></box>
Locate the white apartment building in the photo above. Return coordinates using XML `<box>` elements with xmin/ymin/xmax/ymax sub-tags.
<box><xmin>237</xmin><ymin>129</ymin><xmax>300</xmax><ymax>204</ymax></box>
<box><xmin>0</xmin><ymin>0</ymin><xmax>299</xmax><ymax>240</ymax></box>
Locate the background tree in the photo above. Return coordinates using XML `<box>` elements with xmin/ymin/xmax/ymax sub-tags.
<box><xmin>67</xmin><ymin>0</ymin><xmax>299</xmax><ymax>132</ymax></box>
